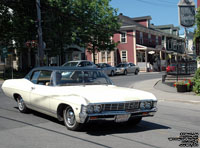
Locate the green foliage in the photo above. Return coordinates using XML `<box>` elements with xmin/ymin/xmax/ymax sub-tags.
<box><xmin>0</xmin><ymin>0</ymin><xmax>120</xmax><ymax>64</ymax></box>
<box><xmin>192</xmin><ymin>68</ymin><xmax>200</xmax><ymax>94</ymax></box>
<box><xmin>194</xmin><ymin>7</ymin><xmax>200</xmax><ymax>43</ymax></box>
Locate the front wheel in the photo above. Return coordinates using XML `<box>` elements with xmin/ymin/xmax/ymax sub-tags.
<box><xmin>135</xmin><ymin>69</ymin><xmax>139</xmax><ymax>75</ymax></box>
<box><xmin>17</xmin><ymin>96</ymin><xmax>28</xmax><ymax>113</ymax></box>
<box><xmin>63</xmin><ymin>106</ymin><xmax>82</xmax><ymax>131</ymax></box>
<box><xmin>110</xmin><ymin>70</ymin><xmax>114</xmax><ymax>76</ymax></box>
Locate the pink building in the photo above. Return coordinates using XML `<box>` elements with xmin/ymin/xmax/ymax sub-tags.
<box><xmin>86</xmin><ymin>14</ymin><xmax>165</xmax><ymax>71</ymax></box>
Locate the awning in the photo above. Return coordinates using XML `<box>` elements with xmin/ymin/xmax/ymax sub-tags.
<box><xmin>136</xmin><ymin>44</ymin><xmax>165</xmax><ymax>52</ymax></box>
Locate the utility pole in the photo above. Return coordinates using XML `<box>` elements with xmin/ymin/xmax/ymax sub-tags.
<box><xmin>36</xmin><ymin>0</ymin><xmax>44</xmax><ymax>66</ymax></box>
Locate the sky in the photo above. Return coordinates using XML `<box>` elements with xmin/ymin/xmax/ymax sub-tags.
<box><xmin>110</xmin><ymin>0</ymin><xmax>197</xmax><ymax>35</ymax></box>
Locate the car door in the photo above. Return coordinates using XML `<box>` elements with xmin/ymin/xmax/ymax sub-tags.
<box><xmin>130</xmin><ymin>63</ymin><xmax>136</xmax><ymax>73</ymax></box>
<box><xmin>126</xmin><ymin>64</ymin><xmax>132</xmax><ymax>73</ymax></box>
<box><xmin>30</xmin><ymin>70</ymin><xmax>53</xmax><ymax>113</ymax></box>
<box><xmin>102</xmin><ymin>64</ymin><xmax>108</xmax><ymax>75</ymax></box>
<box><xmin>106</xmin><ymin>64</ymin><xmax>112</xmax><ymax>75</ymax></box>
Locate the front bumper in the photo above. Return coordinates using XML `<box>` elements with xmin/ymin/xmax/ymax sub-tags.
<box><xmin>79</xmin><ymin>108</ymin><xmax>157</xmax><ymax>123</ymax></box>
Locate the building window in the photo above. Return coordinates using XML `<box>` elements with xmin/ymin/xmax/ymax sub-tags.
<box><xmin>140</xmin><ymin>32</ymin><xmax>143</xmax><ymax>44</ymax></box>
<box><xmin>121</xmin><ymin>32</ymin><xmax>127</xmax><ymax>43</ymax></box>
<box><xmin>121</xmin><ymin>50</ymin><xmax>127</xmax><ymax>62</ymax></box>
<box><xmin>168</xmin><ymin>39</ymin><xmax>172</xmax><ymax>49</ymax></box>
<box><xmin>101</xmin><ymin>52</ymin><xmax>106</xmax><ymax>62</ymax></box>
<box><xmin>173</xmin><ymin>40</ymin><xmax>177</xmax><ymax>51</ymax></box>
<box><xmin>95</xmin><ymin>53</ymin><xmax>98</xmax><ymax>64</ymax></box>
<box><xmin>156</xmin><ymin>36</ymin><xmax>159</xmax><ymax>45</ymax></box>
<box><xmin>148</xmin><ymin>34</ymin><xmax>152</xmax><ymax>44</ymax></box>
<box><xmin>101</xmin><ymin>51</ymin><xmax>111</xmax><ymax>63</ymax></box>
<box><xmin>107</xmin><ymin>51</ymin><xmax>111</xmax><ymax>63</ymax></box>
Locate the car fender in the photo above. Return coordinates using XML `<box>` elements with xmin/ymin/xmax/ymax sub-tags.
<box><xmin>1</xmin><ymin>79</ymin><xmax>33</xmax><ymax>103</ymax></box>
<box><xmin>50</xmin><ymin>95</ymin><xmax>89</xmax><ymax>122</ymax></box>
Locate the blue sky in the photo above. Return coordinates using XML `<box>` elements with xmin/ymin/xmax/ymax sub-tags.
<box><xmin>110</xmin><ymin>0</ymin><xmax>197</xmax><ymax>35</ymax></box>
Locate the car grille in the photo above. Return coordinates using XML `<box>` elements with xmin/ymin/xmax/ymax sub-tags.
<box><xmin>101</xmin><ymin>101</ymin><xmax>140</xmax><ymax>111</ymax></box>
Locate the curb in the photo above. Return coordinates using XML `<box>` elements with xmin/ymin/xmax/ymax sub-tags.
<box><xmin>131</xmin><ymin>78</ymin><xmax>200</xmax><ymax>105</ymax></box>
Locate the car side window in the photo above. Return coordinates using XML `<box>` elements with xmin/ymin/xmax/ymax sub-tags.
<box><xmin>37</xmin><ymin>71</ymin><xmax>52</xmax><ymax>85</ymax></box>
<box><xmin>30</xmin><ymin>71</ymin><xmax>40</xmax><ymax>84</ymax></box>
<box><xmin>86</xmin><ymin>62</ymin><xmax>92</xmax><ymax>66</ymax></box>
<box><xmin>79</xmin><ymin>62</ymin><xmax>85</xmax><ymax>67</ymax></box>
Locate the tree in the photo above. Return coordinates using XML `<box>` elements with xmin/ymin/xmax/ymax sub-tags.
<box><xmin>0</xmin><ymin>0</ymin><xmax>120</xmax><ymax>66</ymax></box>
<box><xmin>194</xmin><ymin>7</ymin><xmax>200</xmax><ymax>46</ymax></box>
<box><xmin>73</xmin><ymin>0</ymin><xmax>120</xmax><ymax>64</ymax></box>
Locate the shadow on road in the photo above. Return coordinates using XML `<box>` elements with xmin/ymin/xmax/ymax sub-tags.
<box><xmin>7</xmin><ymin>107</ymin><xmax>170</xmax><ymax>136</ymax></box>
<box><xmin>0</xmin><ymin>109</ymin><xmax>170</xmax><ymax>148</ymax></box>
<box><xmin>83</xmin><ymin>120</ymin><xmax>170</xmax><ymax>136</ymax></box>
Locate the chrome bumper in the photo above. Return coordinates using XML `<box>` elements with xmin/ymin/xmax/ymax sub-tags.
<box><xmin>79</xmin><ymin>108</ymin><xmax>157</xmax><ymax>123</ymax></box>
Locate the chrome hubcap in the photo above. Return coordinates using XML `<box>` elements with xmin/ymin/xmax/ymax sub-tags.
<box><xmin>66</xmin><ymin>109</ymin><xmax>75</xmax><ymax>126</ymax></box>
<box><xmin>18</xmin><ymin>98</ymin><xmax>24</xmax><ymax>110</ymax></box>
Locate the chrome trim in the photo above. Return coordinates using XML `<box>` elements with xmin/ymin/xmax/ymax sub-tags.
<box><xmin>79</xmin><ymin>107</ymin><xmax>157</xmax><ymax>123</ymax></box>
<box><xmin>87</xmin><ymin>108</ymin><xmax>157</xmax><ymax>116</ymax></box>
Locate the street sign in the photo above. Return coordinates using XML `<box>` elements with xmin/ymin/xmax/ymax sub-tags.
<box><xmin>178</xmin><ymin>0</ymin><xmax>195</xmax><ymax>27</ymax></box>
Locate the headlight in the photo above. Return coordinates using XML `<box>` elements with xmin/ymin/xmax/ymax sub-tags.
<box><xmin>86</xmin><ymin>104</ymin><xmax>102</xmax><ymax>114</ymax></box>
<box><xmin>87</xmin><ymin>105</ymin><xmax>94</xmax><ymax>114</ymax></box>
<box><xmin>140</xmin><ymin>102</ymin><xmax>145</xmax><ymax>110</ymax></box>
<box><xmin>94</xmin><ymin>105</ymin><xmax>102</xmax><ymax>113</ymax></box>
<box><xmin>140</xmin><ymin>101</ymin><xmax>152</xmax><ymax>110</ymax></box>
<box><xmin>145</xmin><ymin>102</ymin><xmax>151</xmax><ymax>109</ymax></box>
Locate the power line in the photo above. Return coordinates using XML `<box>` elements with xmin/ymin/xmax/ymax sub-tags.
<box><xmin>135</xmin><ymin>0</ymin><xmax>177</xmax><ymax>7</ymax></box>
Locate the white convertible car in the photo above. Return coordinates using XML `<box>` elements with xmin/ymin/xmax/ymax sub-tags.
<box><xmin>2</xmin><ymin>67</ymin><xmax>157</xmax><ymax>131</ymax></box>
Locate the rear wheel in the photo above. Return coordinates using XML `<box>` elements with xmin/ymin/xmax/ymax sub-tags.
<box><xmin>63</xmin><ymin>106</ymin><xmax>82</xmax><ymax>131</ymax></box>
<box><xmin>124</xmin><ymin>70</ymin><xmax>127</xmax><ymax>75</ymax></box>
<box><xmin>17</xmin><ymin>96</ymin><xmax>28</xmax><ymax>113</ymax></box>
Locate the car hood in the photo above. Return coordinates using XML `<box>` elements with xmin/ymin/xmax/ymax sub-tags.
<box><xmin>57</xmin><ymin>85</ymin><xmax>157</xmax><ymax>104</ymax></box>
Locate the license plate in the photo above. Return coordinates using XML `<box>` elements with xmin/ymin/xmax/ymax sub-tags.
<box><xmin>115</xmin><ymin>114</ymin><xmax>130</xmax><ymax>123</ymax></box>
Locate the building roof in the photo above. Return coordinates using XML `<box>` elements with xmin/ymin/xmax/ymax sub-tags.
<box><xmin>118</xmin><ymin>14</ymin><xmax>139</xmax><ymax>27</ymax></box>
<box><xmin>132</xmin><ymin>16</ymin><xmax>152</xmax><ymax>21</ymax></box>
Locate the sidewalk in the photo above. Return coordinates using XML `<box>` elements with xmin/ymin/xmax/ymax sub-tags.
<box><xmin>131</xmin><ymin>78</ymin><xmax>200</xmax><ymax>104</ymax></box>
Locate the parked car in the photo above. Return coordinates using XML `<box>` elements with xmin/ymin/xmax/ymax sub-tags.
<box><xmin>96</xmin><ymin>63</ymin><xmax>116</xmax><ymax>76</ymax></box>
<box><xmin>1</xmin><ymin>67</ymin><xmax>157</xmax><ymax>131</ymax></box>
<box><xmin>62</xmin><ymin>60</ymin><xmax>97</xmax><ymax>68</ymax></box>
<box><xmin>116</xmin><ymin>63</ymin><xmax>140</xmax><ymax>75</ymax></box>
<box><xmin>166</xmin><ymin>64</ymin><xmax>176</xmax><ymax>73</ymax></box>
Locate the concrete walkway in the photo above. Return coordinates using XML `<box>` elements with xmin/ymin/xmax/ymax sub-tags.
<box><xmin>131</xmin><ymin>78</ymin><xmax>200</xmax><ymax>104</ymax></box>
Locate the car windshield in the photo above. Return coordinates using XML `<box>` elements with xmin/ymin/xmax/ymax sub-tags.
<box><xmin>54</xmin><ymin>70</ymin><xmax>113</xmax><ymax>86</ymax></box>
<box><xmin>63</xmin><ymin>62</ymin><xmax>78</xmax><ymax>67</ymax></box>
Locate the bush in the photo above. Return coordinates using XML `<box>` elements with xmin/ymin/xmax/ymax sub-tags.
<box><xmin>193</xmin><ymin>68</ymin><xmax>200</xmax><ymax>94</ymax></box>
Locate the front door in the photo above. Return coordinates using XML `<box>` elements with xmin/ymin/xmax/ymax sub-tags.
<box><xmin>30</xmin><ymin>70</ymin><xmax>53</xmax><ymax>113</ymax></box>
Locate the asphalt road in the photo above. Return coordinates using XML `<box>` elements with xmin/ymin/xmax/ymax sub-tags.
<box><xmin>0</xmin><ymin>72</ymin><xmax>199</xmax><ymax>148</ymax></box>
